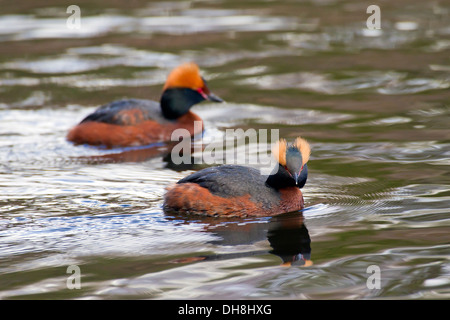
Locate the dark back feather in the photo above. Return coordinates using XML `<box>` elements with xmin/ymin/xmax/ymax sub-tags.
<box><xmin>177</xmin><ymin>165</ymin><xmax>282</xmax><ymax>209</ymax></box>
<box><xmin>80</xmin><ymin>99</ymin><xmax>169</xmax><ymax>125</ymax></box>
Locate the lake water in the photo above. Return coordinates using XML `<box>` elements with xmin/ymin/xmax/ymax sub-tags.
<box><xmin>0</xmin><ymin>0</ymin><xmax>449</xmax><ymax>299</ymax></box>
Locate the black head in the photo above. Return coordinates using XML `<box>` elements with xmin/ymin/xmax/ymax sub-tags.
<box><xmin>160</xmin><ymin>63</ymin><xmax>223</xmax><ymax>120</ymax></box>
<box><xmin>267</xmin><ymin>137</ymin><xmax>310</xmax><ymax>189</ymax></box>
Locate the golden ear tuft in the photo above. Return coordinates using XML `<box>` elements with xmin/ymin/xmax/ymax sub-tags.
<box><xmin>163</xmin><ymin>62</ymin><xmax>204</xmax><ymax>91</ymax></box>
<box><xmin>272</xmin><ymin>138</ymin><xmax>287</xmax><ymax>166</ymax></box>
<box><xmin>293</xmin><ymin>137</ymin><xmax>311</xmax><ymax>165</ymax></box>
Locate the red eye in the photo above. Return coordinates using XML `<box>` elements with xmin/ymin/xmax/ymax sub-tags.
<box><xmin>196</xmin><ymin>87</ymin><xmax>208</xmax><ymax>100</ymax></box>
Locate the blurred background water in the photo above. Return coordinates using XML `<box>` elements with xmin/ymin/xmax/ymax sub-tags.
<box><xmin>0</xmin><ymin>0</ymin><xmax>449</xmax><ymax>299</ymax></box>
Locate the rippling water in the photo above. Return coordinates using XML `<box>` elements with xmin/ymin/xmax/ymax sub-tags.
<box><xmin>0</xmin><ymin>0</ymin><xmax>449</xmax><ymax>299</ymax></box>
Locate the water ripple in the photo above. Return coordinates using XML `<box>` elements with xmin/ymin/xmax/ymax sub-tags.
<box><xmin>239</xmin><ymin>71</ymin><xmax>450</xmax><ymax>95</ymax></box>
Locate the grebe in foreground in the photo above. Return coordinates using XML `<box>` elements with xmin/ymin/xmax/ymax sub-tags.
<box><xmin>164</xmin><ymin>137</ymin><xmax>311</xmax><ymax>217</ymax></box>
<box><xmin>67</xmin><ymin>62</ymin><xmax>222</xmax><ymax>148</ymax></box>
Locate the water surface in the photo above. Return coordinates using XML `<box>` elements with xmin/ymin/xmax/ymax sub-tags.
<box><xmin>0</xmin><ymin>0</ymin><xmax>449</xmax><ymax>299</ymax></box>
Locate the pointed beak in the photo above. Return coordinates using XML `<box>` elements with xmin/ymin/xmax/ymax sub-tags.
<box><xmin>197</xmin><ymin>87</ymin><xmax>224</xmax><ymax>102</ymax></box>
<box><xmin>294</xmin><ymin>172</ymin><xmax>300</xmax><ymax>186</ymax></box>
<box><xmin>206</xmin><ymin>92</ymin><xmax>224</xmax><ymax>103</ymax></box>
